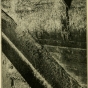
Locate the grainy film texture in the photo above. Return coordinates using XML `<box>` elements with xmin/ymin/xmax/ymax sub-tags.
<box><xmin>1</xmin><ymin>0</ymin><xmax>87</xmax><ymax>88</ymax></box>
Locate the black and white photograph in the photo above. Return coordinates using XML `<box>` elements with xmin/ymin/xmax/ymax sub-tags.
<box><xmin>1</xmin><ymin>0</ymin><xmax>87</xmax><ymax>88</ymax></box>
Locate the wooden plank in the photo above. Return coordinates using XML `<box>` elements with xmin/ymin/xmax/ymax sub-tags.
<box><xmin>2</xmin><ymin>32</ymin><xmax>52</xmax><ymax>88</ymax></box>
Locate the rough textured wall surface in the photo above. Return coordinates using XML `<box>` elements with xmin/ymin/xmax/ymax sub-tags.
<box><xmin>2</xmin><ymin>0</ymin><xmax>86</xmax><ymax>44</ymax></box>
<box><xmin>69</xmin><ymin>0</ymin><xmax>86</xmax><ymax>31</ymax></box>
<box><xmin>1</xmin><ymin>0</ymin><xmax>67</xmax><ymax>35</ymax></box>
<box><xmin>2</xmin><ymin>0</ymin><xmax>86</xmax><ymax>31</ymax></box>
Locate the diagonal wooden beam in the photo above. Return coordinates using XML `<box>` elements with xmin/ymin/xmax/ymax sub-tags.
<box><xmin>2</xmin><ymin>32</ymin><xmax>52</xmax><ymax>88</ymax></box>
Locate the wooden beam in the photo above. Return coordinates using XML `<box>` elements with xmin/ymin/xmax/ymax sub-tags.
<box><xmin>2</xmin><ymin>32</ymin><xmax>52</xmax><ymax>88</ymax></box>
